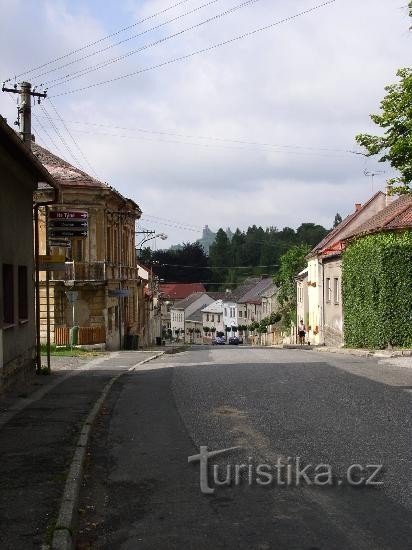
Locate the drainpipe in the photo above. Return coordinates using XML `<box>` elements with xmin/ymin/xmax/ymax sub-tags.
<box><xmin>321</xmin><ymin>259</ymin><xmax>325</xmax><ymax>346</ymax></box>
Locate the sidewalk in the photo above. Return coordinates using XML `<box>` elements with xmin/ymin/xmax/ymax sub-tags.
<box><xmin>0</xmin><ymin>350</ymin><xmax>160</xmax><ymax>550</ymax></box>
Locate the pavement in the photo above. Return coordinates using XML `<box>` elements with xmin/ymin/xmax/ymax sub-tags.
<box><xmin>1</xmin><ymin>346</ymin><xmax>411</xmax><ymax>549</ymax></box>
<box><xmin>75</xmin><ymin>346</ymin><xmax>412</xmax><ymax>550</ymax></box>
<box><xmin>0</xmin><ymin>350</ymin><xmax>161</xmax><ymax>550</ymax></box>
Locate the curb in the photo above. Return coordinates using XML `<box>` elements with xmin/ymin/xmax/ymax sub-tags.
<box><xmin>50</xmin><ymin>351</ymin><xmax>164</xmax><ymax>550</ymax></box>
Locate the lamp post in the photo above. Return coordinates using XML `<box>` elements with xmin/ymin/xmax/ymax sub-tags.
<box><xmin>136</xmin><ymin>232</ymin><xmax>168</xmax><ymax>256</ymax></box>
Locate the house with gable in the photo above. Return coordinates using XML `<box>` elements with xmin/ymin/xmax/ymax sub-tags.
<box><xmin>303</xmin><ymin>192</ymin><xmax>387</xmax><ymax>346</ymax></box>
<box><xmin>32</xmin><ymin>142</ymin><xmax>143</xmax><ymax>350</ymax></box>
<box><xmin>159</xmin><ymin>282</ymin><xmax>206</xmax><ymax>334</ymax></box>
<box><xmin>342</xmin><ymin>194</ymin><xmax>412</xmax><ymax>349</ymax></box>
<box><xmin>201</xmin><ymin>300</ymin><xmax>225</xmax><ymax>340</ymax></box>
<box><xmin>170</xmin><ymin>292</ymin><xmax>214</xmax><ymax>342</ymax></box>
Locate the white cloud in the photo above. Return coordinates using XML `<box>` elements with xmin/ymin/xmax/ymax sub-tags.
<box><xmin>0</xmin><ymin>0</ymin><xmax>410</xmax><ymax>244</ymax></box>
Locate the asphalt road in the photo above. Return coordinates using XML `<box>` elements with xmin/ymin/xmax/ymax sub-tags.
<box><xmin>77</xmin><ymin>347</ymin><xmax>412</xmax><ymax>550</ymax></box>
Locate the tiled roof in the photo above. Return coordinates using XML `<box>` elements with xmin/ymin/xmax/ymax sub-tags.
<box><xmin>159</xmin><ymin>283</ymin><xmax>206</xmax><ymax>300</ymax></box>
<box><xmin>260</xmin><ymin>283</ymin><xmax>277</xmax><ymax>299</ymax></box>
<box><xmin>308</xmin><ymin>191</ymin><xmax>385</xmax><ymax>257</ymax></box>
<box><xmin>227</xmin><ymin>278</ymin><xmax>262</xmax><ymax>301</ymax></box>
<box><xmin>173</xmin><ymin>292</ymin><xmax>208</xmax><ymax>311</ymax></box>
<box><xmin>202</xmin><ymin>300</ymin><xmax>224</xmax><ymax>313</ymax></box>
<box><xmin>186</xmin><ymin>305</ymin><xmax>206</xmax><ymax>323</ymax></box>
<box><xmin>32</xmin><ymin>142</ymin><xmax>107</xmax><ymax>189</ymax></box>
<box><xmin>238</xmin><ymin>278</ymin><xmax>274</xmax><ymax>304</ymax></box>
<box><xmin>345</xmin><ymin>194</ymin><xmax>412</xmax><ymax>239</ymax></box>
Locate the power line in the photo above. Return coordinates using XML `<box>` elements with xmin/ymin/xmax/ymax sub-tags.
<box><xmin>10</xmin><ymin>0</ymin><xmax>194</xmax><ymax>80</ymax></box>
<box><xmin>33</xmin><ymin>114</ymin><xmax>363</xmax><ymax>156</ymax></box>
<box><xmin>36</xmin><ymin>0</ymin><xmax>221</xmax><ymax>84</ymax></box>
<box><xmin>46</xmin><ymin>98</ymin><xmax>101</xmax><ymax>180</ymax></box>
<box><xmin>157</xmin><ymin>263</ymin><xmax>279</xmax><ymax>268</ymax></box>
<box><xmin>45</xmin><ymin>0</ymin><xmax>259</xmax><ymax>89</ymax></box>
<box><xmin>49</xmin><ymin>1</ymin><xmax>337</xmax><ymax>98</ymax></box>
<box><xmin>39</xmin><ymin>103</ymin><xmax>83</xmax><ymax>169</ymax></box>
<box><xmin>143</xmin><ymin>214</ymin><xmax>203</xmax><ymax>229</ymax></box>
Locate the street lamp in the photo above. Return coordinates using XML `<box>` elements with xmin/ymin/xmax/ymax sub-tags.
<box><xmin>136</xmin><ymin>232</ymin><xmax>168</xmax><ymax>258</ymax></box>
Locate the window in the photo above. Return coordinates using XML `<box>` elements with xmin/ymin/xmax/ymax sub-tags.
<box><xmin>239</xmin><ymin>311</ymin><xmax>243</xmax><ymax>318</ymax></box>
<box><xmin>3</xmin><ymin>264</ymin><xmax>14</xmax><ymax>325</ymax></box>
<box><xmin>206</xmin><ymin>313</ymin><xmax>209</xmax><ymax>321</ymax></box>
<box><xmin>224</xmin><ymin>308</ymin><xmax>227</xmax><ymax>316</ymax></box>
<box><xmin>108</xmin><ymin>307</ymin><xmax>113</xmax><ymax>331</ymax></box>
<box><xmin>217</xmin><ymin>315</ymin><xmax>220</xmax><ymax>323</ymax></box>
<box><xmin>326</xmin><ymin>278</ymin><xmax>332</xmax><ymax>302</ymax></box>
<box><xmin>230</xmin><ymin>307</ymin><xmax>235</xmax><ymax>318</ymax></box>
<box><xmin>211</xmin><ymin>315</ymin><xmax>214</xmax><ymax>322</ymax></box>
<box><xmin>334</xmin><ymin>278</ymin><xmax>339</xmax><ymax>304</ymax></box>
<box><xmin>18</xmin><ymin>266</ymin><xmax>28</xmax><ymax>320</ymax></box>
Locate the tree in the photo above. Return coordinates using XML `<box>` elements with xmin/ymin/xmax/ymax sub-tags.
<box><xmin>355</xmin><ymin>67</ymin><xmax>412</xmax><ymax>195</ymax></box>
<box><xmin>276</xmin><ymin>244</ymin><xmax>310</xmax><ymax>327</ymax></box>
<box><xmin>295</xmin><ymin>223</ymin><xmax>328</xmax><ymax>247</ymax></box>
<box><xmin>333</xmin><ymin>213</ymin><xmax>342</xmax><ymax>228</ymax></box>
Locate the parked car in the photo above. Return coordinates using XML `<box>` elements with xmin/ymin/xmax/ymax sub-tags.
<box><xmin>214</xmin><ymin>336</ymin><xmax>226</xmax><ymax>345</ymax></box>
<box><xmin>228</xmin><ymin>336</ymin><xmax>239</xmax><ymax>345</ymax></box>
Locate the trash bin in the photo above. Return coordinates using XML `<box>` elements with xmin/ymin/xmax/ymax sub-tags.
<box><xmin>69</xmin><ymin>326</ymin><xmax>79</xmax><ymax>346</ymax></box>
<box><xmin>132</xmin><ymin>335</ymin><xmax>139</xmax><ymax>350</ymax></box>
<box><xmin>156</xmin><ymin>336</ymin><xmax>162</xmax><ymax>346</ymax></box>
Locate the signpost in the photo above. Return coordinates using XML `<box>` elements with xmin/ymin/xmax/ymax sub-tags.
<box><xmin>65</xmin><ymin>291</ymin><xmax>79</xmax><ymax>349</ymax></box>
<box><xmin>48</xmin><ymin>211</ymin><xmax>88</xmax><ymax>240</ymax></box>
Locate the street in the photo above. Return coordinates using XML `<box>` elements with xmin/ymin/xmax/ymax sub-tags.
<box><xmin>77</xmin><ymin>347</ymin><xmax>412</xmax><ymax>550</ymax></box>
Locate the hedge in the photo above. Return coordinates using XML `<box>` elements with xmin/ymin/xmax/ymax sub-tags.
<box><xmin>342</xmin><ymin>231</ymin><xmax>412</xmax><ymax>349</ymax></box>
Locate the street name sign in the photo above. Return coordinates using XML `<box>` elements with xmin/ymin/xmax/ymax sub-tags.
<box><xmin>48</xmin><ymin>210</ymin><xmax>88</xmax><ymax>239</ymax></box>
<box><xmin>49</xmin><ymin>220</ymin><xmax>88</xmax><ymax>228</ymax></box>
<box><xmin>49</xmin><ymin>230</ymin><xmax>87</xmax><ymax>238</ymax></box>
<box><xmin>108</xmin><ymin>289</ymin><xmax>130</xmax><ymax>298</ymax></box>
<box><xmin>50</xmin><ymin>211</ymin><xmax>88</xmax><ymax>220</ymax></box>
<box><xmin>49</xmin><ymin>239</ymin><xmax>71</xmax><ymax>248</ymax></box>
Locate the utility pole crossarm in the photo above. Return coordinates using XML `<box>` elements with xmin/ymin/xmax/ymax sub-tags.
<box><xmin>2</xmin><ymin>81</ymin><xmax>47</xmax><ymax>147</ymax></box>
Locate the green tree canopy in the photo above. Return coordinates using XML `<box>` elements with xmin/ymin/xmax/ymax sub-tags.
<box><xmin>355</xmin><ymin>67</ymin><xmax>412</xmax><ymax>195</ymax></box>
<box><xmin>275</xmin><ymin>244</ymin><xmax>310</xmax><ymax>327</ymax></box>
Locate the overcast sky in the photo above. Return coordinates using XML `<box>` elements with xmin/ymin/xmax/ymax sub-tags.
<box><xmin>1</xmin><ymin>0</ymin><xmax>410</xmax><ymax>246</ymax></box>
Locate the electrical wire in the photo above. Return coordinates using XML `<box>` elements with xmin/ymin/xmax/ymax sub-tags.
<box><xmin>46</xmin><ymin>98</ymin><xmax>102</xmax><ymax>180</ymax></box>
<box><xmin>10</xmin><ymin>0</ymin><xmax>194</xmax><ymax>80</ymax></box>
<box><xmin>49</xmin><ymin>1</ymin><xmax>337</xmax><ymax>98</ymax></box>
<box><xmin>156</xmin><ymin>263</ymin><xmax>279</xmax><ymax>268</ymax></box>
<box><xmin>33</xmin><ymin>114</ymin><xmax>363</xmax><ymax>156</ymax></box>
<box><xmin>35</xmin><ymin>0</ymin><xmax>221</xmax><ymax>83</ymax></box>
<box><xmin>39</xmin><ymin>103</ymin><xmax>84</xmax><ymax>169</ymax></box>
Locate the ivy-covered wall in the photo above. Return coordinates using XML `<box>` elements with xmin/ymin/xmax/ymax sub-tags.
<box><xmin>342</xmin><ymin>231</ymin><xmax>412</xmax><ymax>349</ymax></box>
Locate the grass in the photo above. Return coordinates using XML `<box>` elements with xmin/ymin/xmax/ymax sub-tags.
<box><xmin>40</xmin><ymin>344</ymin><xmax>103</xmax><ymax>357</ymax></box>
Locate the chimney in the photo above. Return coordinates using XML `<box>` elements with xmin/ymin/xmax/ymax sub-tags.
<box><xmin>385</xmin><ymin>186</ymin><xmax>395</xmax><ymax>206</ymax></box>
<box><xmin>355</xmin><ymin>203</ymin><xmax>362</xmax><ymax>212</ymax></box>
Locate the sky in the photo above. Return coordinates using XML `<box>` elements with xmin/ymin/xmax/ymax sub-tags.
<box><xmin>1</xmin><ymin>0</ymin><xmax>410</xmax><ymax>247</ymax></box>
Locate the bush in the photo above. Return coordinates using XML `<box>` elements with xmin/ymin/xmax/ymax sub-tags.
<box><xmin>342</xmin><ymin>231</ymin><xmax>412</xmax><ymax>348</ymax></box>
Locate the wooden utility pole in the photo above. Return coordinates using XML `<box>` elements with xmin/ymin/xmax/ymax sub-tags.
<box><xmin>2</xmin><ymin>81</ymin><xmax>47</xmax><ymax>148</ymax></box>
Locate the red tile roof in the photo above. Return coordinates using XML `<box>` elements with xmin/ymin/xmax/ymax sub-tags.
<box><xmin>32</xmin><ymin>142</ymin><xmax>107</xmax><ymax>189</ymax></box>
<box><xmin>345</xmin><ymin>194</ymin><xmax>412</xmax><ymax>239</ymax></box>
<box><xmin>308</xmin><ymin>192</ymin><xmax>386</xmax><ymax>257</ymax></box>
<box><xmin>159</xmin><ymin>283</ymin><xmax>206</xmax><ymax>300</ymax></box>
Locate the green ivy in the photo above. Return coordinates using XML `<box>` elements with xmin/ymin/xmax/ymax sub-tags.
<box><xmin>342</xmin><ymin>231</ymin><xmax>412</xmax><ymax>348</ymax></box>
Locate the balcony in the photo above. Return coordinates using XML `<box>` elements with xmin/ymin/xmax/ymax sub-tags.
<box><xmin>50</xmin><ymin>261</ymin><xmax>139</xmax><ymax>282</ymax></box>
